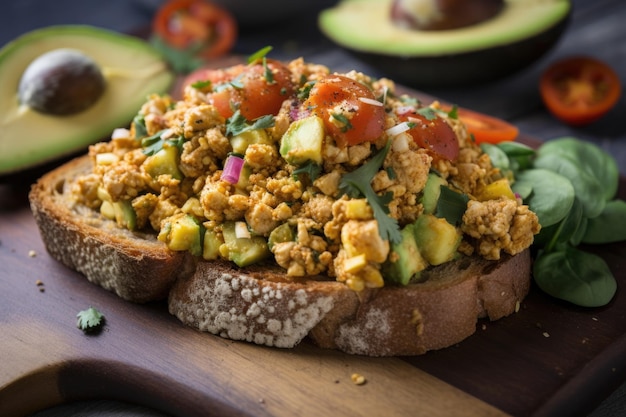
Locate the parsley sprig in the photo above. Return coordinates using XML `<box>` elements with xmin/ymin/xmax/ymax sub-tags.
<box><xmin>339</xmin><ymin>140</ymin><xmax>401</xmax><ymax>244</ymax></box>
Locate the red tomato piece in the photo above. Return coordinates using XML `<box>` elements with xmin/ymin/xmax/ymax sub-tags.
<box><xmin>540</xmin><ymin>56</ymin><xmax>621</xmax><ymax>126</ymax></box>
<box><xmin>182</xmin><ymin>60</ymin><xmax>295</xmax><ymax>120</ymax></box>
<box><xmin>304</xmin><ymin>75</ymin><xmax>386</xmax><ymax>147</ymax></box>
<box><xmin>398</xmin><ymin>110</ymin><xmax>459</xmax><ymax>161</ymax></box>
<box><xmin>444</xmin><ymin>106</ymin><xmax>519</xmax><ymax>144</ymax></box>
<box><xmin>153</xmin><ymin>0</ymin><xmax>237</xmax><ymax>59</ymax></box>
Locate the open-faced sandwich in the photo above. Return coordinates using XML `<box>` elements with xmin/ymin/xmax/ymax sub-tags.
<box><xmin>30</xmin><ymin>51</ymin><xmax>541</xmax><ymax>356</ymax></box>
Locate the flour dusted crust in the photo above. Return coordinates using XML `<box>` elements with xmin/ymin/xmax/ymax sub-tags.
<box><xmin>168</xmin><ymin>251</ymin><xmax>530</xmax><ymax>356</ymax></box>
<box><xmin>30</xmin><ymin>155</ymin><xmax>532</xmax><ymax>356</ymax></box>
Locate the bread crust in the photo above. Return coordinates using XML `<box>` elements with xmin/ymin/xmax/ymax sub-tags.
<box><xmin>29</xmin><ymin>155</ymin><xmax>195</xmax><ymax>303</ymax></box>
<box><xmin>168</xmin><ymin>251</ymin><xmax>530</xmax><ymax>356</ymax></box>
<box><xmin>29</xmin><ymin>155</ymin><xmax>532</xmax><ymax>355</ymax></box>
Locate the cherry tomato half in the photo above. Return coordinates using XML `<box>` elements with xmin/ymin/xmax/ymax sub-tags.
<box><xmin>540</xmin><ymin>56</ymin><xmax>622</xmax><ymax>126</ymax></box>
<box><xmin>183</xmin><ymin>60</ymin><xmax>295</xmax><ymax>120</ymax></box>
<box><xmin>443</xmin><ymin>105</ymin><xmax>519</xmax><ymax>144</ymax></box>
<box><xmin>153</xmin><ymin>0</ymin><xmax>237</xmax><ymax>59</ymax></box>
<box><xmin>398</xmin><ymin>109</ymin><xmax>459</xmax><ymax>161</ymax></box>
<box><xmin>304</xmin><ymin>75</ymin><xmax>386</xmax><ymax>147</ymax></box>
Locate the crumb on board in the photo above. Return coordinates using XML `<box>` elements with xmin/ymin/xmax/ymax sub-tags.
<box><xmin>36</xmin><ymin>279</ymin><xmax>45</xmax><ymax>292</ymax></box>
<box><xmin>543</xmin><ymin>332</ymin><xmax>550</xmax><ymax>338</ymax></box>
<box><xmin>351</xmin><ymin>373</ymin><xmax>366</xmax><ymax>385</ymax></box>
<box><xmin>28</xmin><ymin>250</ymin><xmax>37</xmax><ymax>257</ymax></box>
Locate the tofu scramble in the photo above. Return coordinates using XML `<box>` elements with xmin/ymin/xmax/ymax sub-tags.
<box><xmin>72</xmin><ymin>55</ymin><xmax>540</xmax><ymax>292</ymax></box>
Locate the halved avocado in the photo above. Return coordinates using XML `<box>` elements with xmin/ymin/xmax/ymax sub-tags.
<box><xmin>0</xmin><ymin>25</ymin><xmax>174</xmax><ymax>175</ymax></box>
<box><xmin>318</xmin><ymin>0</ymin><xmax>571</xmax><ymax>87</ymax></box>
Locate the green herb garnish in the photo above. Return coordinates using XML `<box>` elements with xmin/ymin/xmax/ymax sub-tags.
<box><xmin>226</xmin><ymin>110</ymin><xmax>275</xmax><ymax>137</ymax></box>
<box><xmin>248</xmin><ymin>46</ymin><xmax>273</xmax><ymax>63</ymax></box>
<box><xmin>331</xmin><ymin>113</ymin><xmax>353</xmax><ymax>132</ymax></box>
<box><xmin>142</xmin><ymin>130</ymin><xmax>184</xmax><ymax>156</ymax></box>
<box><xmin>76</xmin><ymin>307</ymin><xmax>105</xmax><ymax>334</ymax></box>
<box><xmin>339</xmin><ymin>140</ymin><xmax>401</xmax><ymax>244</ymax></box>
<box><xmin>293</xmin><ymin>161</ymin><xmax>322</xmax><ymax>182</ymax></box>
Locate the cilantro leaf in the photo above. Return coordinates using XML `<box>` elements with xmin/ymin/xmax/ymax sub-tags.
<box><xmin>435</xmin><ymin>186</ymin><xmax>469</xmax><ymax>226</ymax></box>
<box><xmin>417</xmin><ymin>107</ymin><xmax>437</xmax><ymax>120</ymax></box>
<box><xmin>331</xmin><ymin>113</ymin><xmax>353</xmax><ymax>132</ymax></box>
<box><xmin>339</xmin><ymin>141</ymin><xmax>402</xmax><ymax>244</ymax></box>
<box><xmin>149</xmin><ymin>35</ymin><xmax>204</xmax><ymax>74</ymax></box>
<box><xmin>226</xmin><ymin>110</ymin><xmax>275</xmax><ymax>137</ymax></box>
<box><xmin>133</xmin><ymin>113</ymin><xmax>148</xmax><ymax>139</ymax></box>
<box><xmin>76</xmin><ymin>306</ymin><xmax>105</xmax><ymax>333</ymax></box>
<box><xmin>293</xmin><ymin>161</ymin><xmax>322</xmax><ymax>182</ymax></box>
<box><xmin>142</xmin><ymin>130</ymin><xmax>184</xmax><ymax>156</ymax></box>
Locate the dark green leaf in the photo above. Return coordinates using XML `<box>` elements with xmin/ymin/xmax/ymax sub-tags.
<box><xmin>226</xmin><ymin>110</ymin><xmax>275</xmax><ymax>137</ymax></box>
<box><xmin>339</xmin><ymin>141</ymin><xmax>401</xmax><ymax>244</ymax></box>
<box><xmin>582</xmin><ymin>199</ymin><xmax>626</xmax><ymax>244</ymax></box>
<box><xmin>293</xmin><ymin>161</ymin><xmax>322</xmax><ymax>182</ymax></box>
<box><xmin>533</xmin><ymin>246</ymin><xmax>617</xmax><ymax>307</ymax></box>
<box><xmin>434</xmin><ymin>186</ymin><xmax>469</xmax><ymax>226</ymax></box>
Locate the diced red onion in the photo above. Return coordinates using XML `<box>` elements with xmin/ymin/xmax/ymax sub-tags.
<box><xmin>221</xmin><ymin>154</ymin><xmax>245</xmax><ymax>184</ymax></box>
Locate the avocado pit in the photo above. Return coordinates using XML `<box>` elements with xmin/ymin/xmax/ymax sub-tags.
<box><xmin>391</xmin><ymin>0</ymin><xmax>504</xmax><ymax>31</ymax></box>
<box><xmin>18</xmin><ymin>48</ymin><xmax>106</xmax><ymax>116</ymax></box>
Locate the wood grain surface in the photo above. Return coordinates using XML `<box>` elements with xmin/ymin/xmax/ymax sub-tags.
<box><xmin>1</xmin><ymin>138</ymin><xmax>625</xmax><ymax>417</ymax></box>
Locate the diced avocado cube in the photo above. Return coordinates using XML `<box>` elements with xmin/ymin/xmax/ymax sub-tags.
<box><xmin>268</xmin><ymin>223</ymin><xmax>295</xmax><ymax>250</ymax></box>
<box><xmin>280</xmin><ymin>115</ymin><xmax>325</xmax><ymax>165</ymax></box>
<box><xmin>160</xmin><ymin>214</ymin><xmax>202</xmax><ymax>256</ymax></box>
<box><xmin>382</xmin><ymin>223</ymin><xmax>428</xmax><ymax>285</ymax></box>
<box><xmin>231</xmin><ymin>129</ymin><xmax>271</xmax><ymax>155</ymax></box>
<box><xmin>420</xmin><ymin>172</ymin><xmax>448</xmax><ymax>215</ymax></box>
<box><xmin>144</xmin><ymin>144</ymin><xmax>183</xmax><ymax>180</ymax></box>
<box><xmin>222</xmin><ymin>221</ymin><xmax>270</xmax><ymax>267</ymax></box>
<box><xmin>203</xmin><ymin>228</ymin><xmax>224</xmax><ymax>260</ymax></box>
<box><xmin>113</xmin><ymin>199</ymin><xmax>137</xmax><ymax>230</ymax></box>
<box><xmin>413</xmin><ymin>214</ymin><xmax>461</xmax><ymax>266</ymax></box>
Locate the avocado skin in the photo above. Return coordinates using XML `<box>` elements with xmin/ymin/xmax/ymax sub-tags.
<box><xmin>0</xmin><ymin>25</ymin><xmax>174</xmax><ymax>175</ymax></box>
<box><xmin>346</xmin><ymin>14</ymin><xmax>570</xmax><ymax>88</ymax></box>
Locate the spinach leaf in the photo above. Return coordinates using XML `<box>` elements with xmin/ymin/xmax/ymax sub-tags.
<box><xmin>534</xmin><ymin>152</ymin><xmax>606</xmax><ymax>219</ymax></box>
<box><xmin>513</xmin><ymin>168</ymin><xmax>575</xmax><ymax>227</ymax></box>
<box><xmin>534</xmin><ymin>197</ymin><xmax>583</xmax><ymax>251</ymax></box>
<box><xmin>533</xmin><ymin>246</ymin><xmax>617</xmax><ymax>307</ymax></box>
<box><xmin>582</xmin><ymin>199</ymin><xmax>626</xmax><ymax>244</ymax></box>
<box><xmin>480</xmin><ymin>143</ymin><xmax>509</xmax><ymax>171</ymax></box>
<box><xmin>538</xmin><ymin>137</ymin><xmax>619</xmax><ymax>201</ymax></box>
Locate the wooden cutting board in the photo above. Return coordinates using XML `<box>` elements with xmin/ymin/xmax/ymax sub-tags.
<box><xmin>1</xmin><ymin>137</ymin><xmax>625</xmax><ymax>417</ymax></box>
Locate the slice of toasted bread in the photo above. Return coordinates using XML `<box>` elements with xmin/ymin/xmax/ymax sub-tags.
<box><xmin>29</xmin><ymin>155</ymin><xmax>531</xmax><ymax>355</ymax></box>
<box><xmin>29</xmin><ymin>155</ymin><xmax>195</xmax><ymax>303</ymax></box>
<box><xmin>168</xmin><ymin>250</ymin><xmax>530</xmax><ymax>356</ymax></box>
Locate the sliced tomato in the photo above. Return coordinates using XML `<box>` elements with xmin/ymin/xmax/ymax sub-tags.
<box><xmin>304</xmin><ymin>75</ymin><xmax>386</xmax><ymax>147</ymax></box>
<box><xmin>398</xmin><ymin>109</ymin><xmax>459</xmax><ymax>161</ymax></box>
<box><xmin>153</xmin><ymin>0</ymin><xmax>237</xmax><ymax>59</ymax></box>
<box><xmin>443</xmin><ymin>105</ymin><xmax>519</xmax><ymax>144</ymax></box>
<box><xmin>540</xmin><ymin>56</ymin><xmax>622</xmax><ymax>126</ymax></box>
<box><xmin>183</xmin><ymin>60</ymin><xmax>295</xmax><ymax>120</ymax></box>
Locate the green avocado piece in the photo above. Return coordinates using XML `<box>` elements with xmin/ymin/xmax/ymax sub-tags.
<box><xmin>0</xmin><ymin>25</ymin><xmax>174</xmax><ymax>174</ymax></box>
<box><xmin>413</xmin><ymin>214</ymin><xmax>461</xmax><ymax>266</ymax></box>
<box><xmin>222</xmin><ymin>221</ymin><xmax>271</xmax><ymax>267</ymax></box>
<box><xmin>382</xmin><ymin>222</ymin><xmax>428</xmax><ymax>286</ymax></box>
<box><xmin>318</xmin><ymin>0</ymin><xmax>570</xmax><ymax>87</ymax></box>
<box><xmin>420</xmin><ymin>172</ymin><xmax>447</xmax><ymax>215</ymax></box>
<box><xmin>319</xmin><ymin>0</ymin><xmax>570</xmax><ymax>56</ymax></box>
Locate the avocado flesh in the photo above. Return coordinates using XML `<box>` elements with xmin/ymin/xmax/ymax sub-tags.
<box><xmin>0</xmin><ymin>25</ymin><xmax>174</xmax><ymax>174</ymax></box>
<box><xmin>319</xmin><ymin>0</ymin><xmax>570</xmax><ymax>56</ymax></box>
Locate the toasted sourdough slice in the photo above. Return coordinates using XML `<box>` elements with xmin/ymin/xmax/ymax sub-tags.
<box><xmin>30</xmin><ymin>155</ymin><xmax>532</xmax><ymax>356</ymax></box>
<box><xmin>168</xmin><ymin>251</ymin><xmax>530</xmax><ymax>356</ymax></box>
<box><xmin>29</xmin><ymin>155</ymin><xmax>196</xmax><ymax>303</ymax></box>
